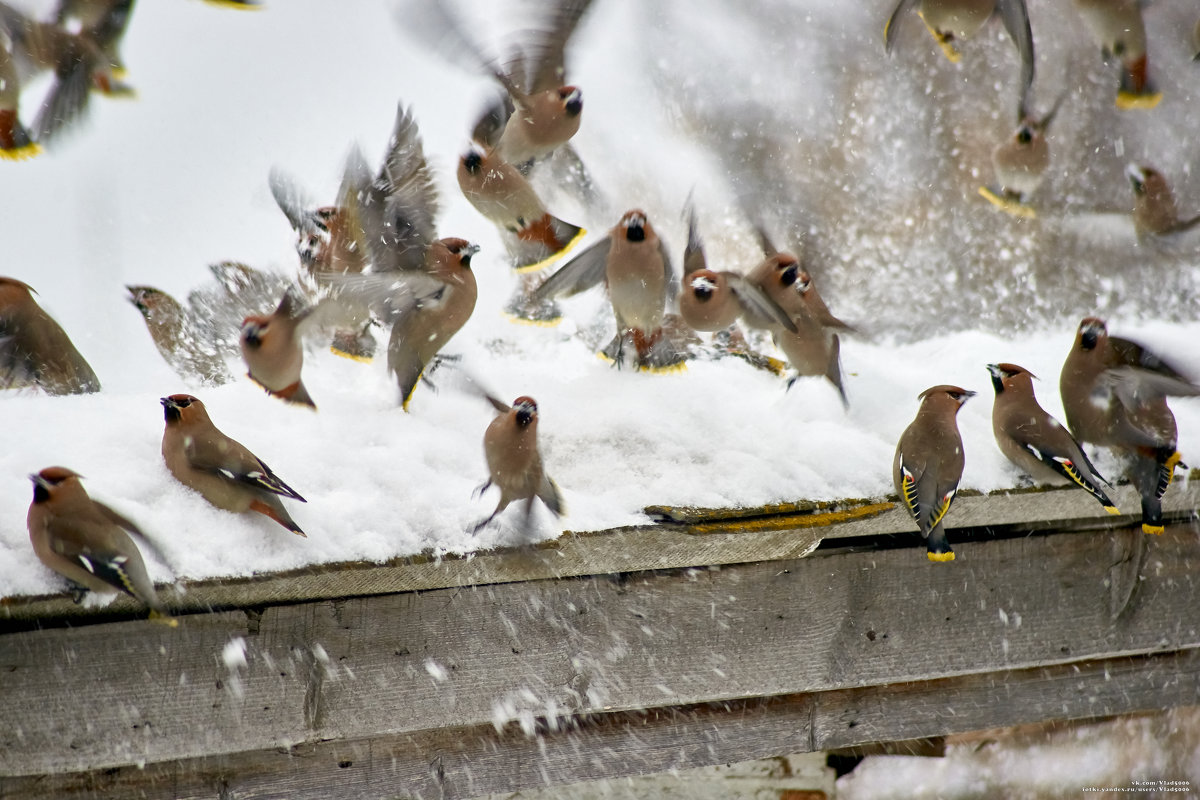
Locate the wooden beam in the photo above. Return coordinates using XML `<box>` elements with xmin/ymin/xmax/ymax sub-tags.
<box><xmin>3</xmin><ymin>481</ymin><xmax>1196</xmax><ymax>624</ymax></box>
<box><xmin>4</xmin><ymin>650</ymin><xmax>1197</xmax><ymax>800</ymax></box>
<box><xmin>2</xmin><ymin>524</ymin><xmax>1199</xmax><ymax>782</ymax></box>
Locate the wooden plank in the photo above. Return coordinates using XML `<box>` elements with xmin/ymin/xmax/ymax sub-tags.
<box><xmin>3</xmin><ymin>481</ymin><xmax>1197</xmax><ymax>624</ymax></box>
<box><xmin>2</xmin><ymin>524</ymin><xmax>1199</xmax><ymax>779</ymax></box>
<box><xmin>4</xmin><ymin>649</ymin><xmax>1197</xmax><ymax>800</ymax></box>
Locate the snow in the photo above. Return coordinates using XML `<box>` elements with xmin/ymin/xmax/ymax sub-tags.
<box><xmin>3</xmin><ymin>0</ymin><xmax>1200</xmax><ymax>609</ymax></box>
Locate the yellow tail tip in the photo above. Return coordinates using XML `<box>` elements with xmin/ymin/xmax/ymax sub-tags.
<box><xmin>1104</xmin><ymin>505</ymin><xmax>1120</xmax><ymax>515</ymax></box>
<box><xmin>1</xmin><ymin>143</ymin><xmax>43</xmax><ymax>161</ymax></box>
<box><xmin>329</xmin><ymin>346</ymin><xmax>373</xmax><ymax>363</ymax></box>
<box><xmin>927</xmin><ymin>551</ymin><xmax>956</xmax><ymax>563</ymax></box>
<box><xmin>640</xmin><ymin>361</ymin><xmax>688</xmax><ymax>375</ymax></box>
<box><xmin>149</xmin><ymin>610</ymin><xmax>179</xmax><ymax>627</ymax></box>
<box><xmin>204</xmin><ymin>0</ymin><xmax>264</xmax><ymax>8</ymax></box>
<box><xmin>1142</xmin><ymin>523</ymin><xmax>1164</xmax><ymax>535</ymax></box>
<box><xmin>502</xmin><ymin>310</ymin><xmax>563</xmax><ymax>327</ymax></box>
<box><xmin>1116</xmin><ymin>90</ymin><xmax>1162</xmax><ymax>110</ymax></box>
<box><xmin>513</xmin><ymin>228</ymin><xmax>588</xmax><ymax>274</ymax></box>
<box><xmin>978</xmin><ymin>185</ymin><xmax>1037</xmax><ymax>218</ymax></box>
<box><xmin>1165</xmin><ymin>451</ymin><xmax>1184</xmax><ymax>471</ymax></box>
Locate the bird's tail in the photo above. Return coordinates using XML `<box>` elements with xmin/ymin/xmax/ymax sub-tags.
<box><xmin>509</xmin><ymin>214</ymin><xmax>587</xmax><ymax>273</ymax></box>
<box><xmin>0</xmin><ymin>109</ymin><xmax>41</xmax><ymax>160</ymax></box>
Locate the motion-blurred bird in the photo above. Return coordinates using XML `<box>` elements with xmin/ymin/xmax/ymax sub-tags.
<box><xmin>1126</xmin><ymin>164</ymin><xmax>1200</xmax><ymax>239</ymax></box>
<box><xmin>472</xmin><ymin>394</ymin><xmax>564</xmax><ymax>534</ymax></box>
<box><xmin>534</xmin><ymin>209</ymin><xmax>684</xmax><ymax>371</ymax></box>
<box><xmin>893</xmin><ymin>385</ymin><xmax>975</xmax><ymax>562</ymax></box>
<box><xmin>0</xmin><ymin>276</ymin><xmax>100</xmax><ymax>394</ymax></box>
<box><xmin>404</xmin><ymin>0</ymin><xmax>593</xmax><ymax>178</ymax></box>
<box><xmin>979</xmin><ymin>93</ymin><xmax>1065</xmax><ymax>217</ymax></box>
<box><xmin>884</xmin><ymin>0</ymin><xmax>1034</xmax><ymax>109</ymax></box>
<box><xmin>746</xmin><ymin>245</ymin><xmax>853</xmax><ymax>405</ymax></box>
<box><xmin>239</xmin><ymin>288</ymin><xmax>316</xmax><ymax>409</ymax></box>
<box><xmin>0</xmin><ymin>1</ymin><xmax>134</xmax><ymax>146</ymax></box>
<box><xmin>1074</xmin><ymin>0</ymin><xmax>1160</xmax><ymax>109</ymax></box>
<box><xmin>27</xmin><ymin>466</ymin><xmax>172</xmax><ymax>620</ymax></box>
<box><xmin>127</xmin><ymin>285</ymin><xmax>233</xmax><ymax>386</ymax></box>
<box><xmin>678</xmin><ymin>203</ymin><xmax>795</xmax><ymax>335</ymax></box>
<box><xmin>51</xmin><ymin>0</ymin><xmax>135</xmax><ymax>78</ymax></box>
<box><xmin>1060</xmin><ymin>318</ymin><xmax>1198</xmax><ymax>534</ymax></box>
<box><xmin>457</xmin><ymin>142</ymin><xmax>586</xmax><ymax>271</ymax></box>
<box><xmin>160</xmin><ymin>394</ymin><xmax>307</xmax><ymax>536</ymax></box>
<box><xmin>987</xmin><ymin>363</ymin><xmax>1118</xmax><ymax>512</ymax></box>
<box><xmin>383</xmin><ymin>237</ymin><xmax>479</xmax><ymax>409</ymax></box>
<box><xmin>0</xmin><ymin>43</ymin><xmax>39</xmax><ymax>158</ymax></box>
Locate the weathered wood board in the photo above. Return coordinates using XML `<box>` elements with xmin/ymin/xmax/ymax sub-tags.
<box><xmin>2</xmin><ymin>520</ymin><xmax>1198</xmax><ymax>798</ymax></box>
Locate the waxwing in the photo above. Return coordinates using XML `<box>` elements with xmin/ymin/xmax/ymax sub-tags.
<box><xmin>51</xmin><ymin>0</ymin><xmax>134</xmax><ymax>77</ymax></box>
<box><xmin>0</xmin><ymin>277</ymin><xmax>100</xmax><ymax>394</ymax></box>
<box><xmin>0</xmin><ymin>1</ymin><xmax>134</xmax><ymax>146</ymax></box>
<box><xmin>457</xmin><ymin>142</ymin><xmax>586</xmax><ymax>272</ymax></box>
<box><xmin>160</xmin><ymin>394</ymin><xmax>307</xmax><ymax>535</ymax></box>
<box><xmin>678</xmin><ymin>203</ymin><xmax>795</xmax><ymax>335</ymax></box>
<box><xmin>534</xmin><ymin>209</ymin><xmax>685</xmax><ymax>371</ymax></box>
<box><xmin>239</xmin><ymin>288</ymin><xmax>316</xmax><ymax>409</ymax></box>
<box><xmin>380</xmin><ymin>238</ymin><xmax>479</xmax><ymax>409</ymax></box>
<box><xmin>1126</xmin><ymin>164</ymin><xmax>1200</xmax><ymax>239</ymax></box>
<box><xmin>980</xmin><ymin>93</ymin><xmax>1065</xmax><ymax>217</ymax></box>
<box><xmin>893</xmin><ymin>385</ymin><xmax>975</xmax><ymax>561</ymax></box>
<box><xmin>0</xmin><ymin>42</ymin><xmax>38</xmax><ymax>159</ymax></box>
<box><xmin>1074</xmin><ymin>0</ymin><xmax>1160</xmax><ymax>108</ymax></box>
<box><xmin>987</xmin><ymin>363</ymin><xmax>1117</xmax><ymax>513</ymax></box>
<box><xmin>27</xmin><ymin>467</ymin><xmax>173</xmax><ymax>621</ymax></box>
<box><xmin>1060</xmin><ymin>318</ymin><xmax>1198</xmax><ymax>534</ymax></box>
<box><xmin>884</xmin><ymin>0</ymin><xmax>1034</xmax><ymax>111</ymax></box>
<box><xmin>473</xmin><ymin>395</ymin><xmax>564</xmax><ymax>534</ymax></box>
<box><xmin>127</xmin><ymin>285</ymin><xmax>233</xmax><ymax>386</ymax></box>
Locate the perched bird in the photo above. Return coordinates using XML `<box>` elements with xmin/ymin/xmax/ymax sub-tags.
<box><xmin>456</xmin><ymin>142</ymin><xmax>585</xmax><ymax>271</ymax></box>
<box><xmin>0</xmin><ymin>1</ymin><xmax>134</xmax><ymax>146</ymax></box>
<box><xmin>979</xmin><ymin>93</ymin><xmax>1065</xmax><ymax>217</ymax></box>
<box><xmin>27</xmin><ymin>466</ymin><xmax>172</xmax><ymax>620</ymax></box>
<box><xmin>473</xmin><ymin>394</ymin><xmax>564</xmax><ymax>534</ymax></box>
<box><xmin>745</xmin><ymin>247</ymin><xmax>854</xmax><ymax>405</ymax></box>
<box><xmin>127</xmin><ymin>285</ymin><xmax>233</xmax><ymax>386</ymax></box>
<box><xmin>893</xmin><ymin>385</ymin><xmax>975</xmax><ymax>562</ymax></box>
<box><xmin>533</xmin><ymin>209</ymin><xmax>684</xmax><ymax>371</ymax></box>
<box><xmin>1060</xmin><ymin>318</ymin><xmax>1199</xmax><ymax>534</ymax></box>
<box><xmin>1074</xmin><ymin>0</ymin><xmax>1160</xmax><ymax>109</ymax></box>
<box><xmin>239</xmin><ymin>288</ymin><xmax>316</xmax><ymax>409</ymax></box>
<box><xmin>1126</xmin><ymin>164</ymin><xmax>1200</xmax><ymax>239</ymax></box>
<box><xmin>160</xmin><ymin>394</ymin><xmax>307</xmax><ymax>536</ymax></box>
<box><xmin>987</xmin><ymin>363</ymin><xmax>1118</xmax><ymax>513</ymax></box>
<box><xmin>884</xmin><ymin>0</ymin><xmax>1034</xmax><ymax>110</ymax></box>
<box><xmin>0</xmin><ymin>276</ymin><xmax>100</xmax><ymax>394</ymax></box>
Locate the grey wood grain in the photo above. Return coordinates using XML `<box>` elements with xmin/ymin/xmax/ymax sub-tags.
<box><xmin>2</xmin><ymin>523</ymin><xmax>1198</xmax><ymax>780</ymax></box>
<box><xmin>3</xmin><ymin>649</ymin><xmax>1197</xmax><ymax>800</ymax></box>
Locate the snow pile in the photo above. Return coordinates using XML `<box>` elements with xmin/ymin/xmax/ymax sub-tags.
<box><xmin>2</xmin><ymin>0</ymin><xmax>1199</xmax><ymax>601</ymax></box>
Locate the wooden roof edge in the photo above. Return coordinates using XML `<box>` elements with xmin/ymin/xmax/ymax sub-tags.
<box><xmin>3</xmin><ymin>480</ymin><xmax>1197</xmax><ymax>626</ymax></box>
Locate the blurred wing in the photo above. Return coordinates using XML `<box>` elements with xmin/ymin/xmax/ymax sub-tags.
<box><xmin>378</xmin><ymin>103</ymin><xmax>440</xmax><ymax>243</ymax></box>
<box><xmin>726</xmin><ymin>275</ymin><xmax>797</xmax><ymax>333</ymax></box>
<box><xmin>682</xmin><ymin>193</ymin><xmax>707</xmax><ymax>277</ymax></box>
<box><xmin>1105</xmin><ymin>336</ymin><xmax>1200</xmax><ymax>405</ymax></box>
<box><xmin>532</xmin><ymin>235</ymin><xmax>611</xmax><ymax>299</ymax></box>
<box><xmin>321</xmin><ymin>271</ymin><xmax>444</xmax><ymax>325</ymax></box>
<box><xmin>525</xmin><ymin>0</ymin><xmax>595</xmax><ymax>93</ymax></box>
<box><xmin>996</xmin><ymin>0</ymin><xmax>1035</xmax><ymax>112</ymax></box>
<box><xmin>883</xmin><ymin>0</ymin><xmax>918</xmax><ymax>53</ymax></box>
<box><xmin>658</xmin><ymin>235</ymin><xmax>678</xmax><ymax>302</ymax></box>
<box><xmin>268</xmin><ymin>167</ymin><xmax>323</xmax><ymax>237</ymax></box>
<box><xmin>33</xmin><ymin>60</ymin><xmax>92</xmax><ymax>144</ymax></box>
